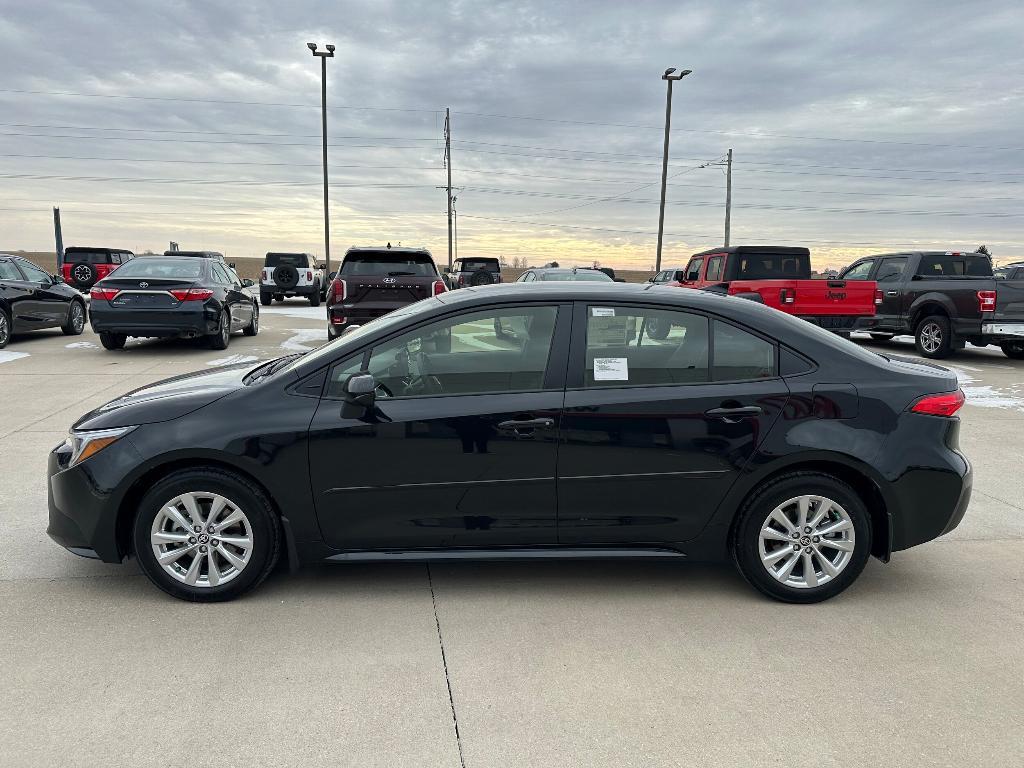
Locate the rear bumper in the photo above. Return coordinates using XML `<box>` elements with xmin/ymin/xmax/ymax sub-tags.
<box><xmin>981</xmin><ymin>322</ymin><xmax>1024</xmax><ymax>339</ymax></box>
<box><xmin>799</xmin><ymin>315</ymin><xmax>861</xmax><ymax>332</ymax></box>
<box><xmin>327</xmin><ymin>301</ymin><xmax>409</xmax><ymax>326</ymax></box>
<box><xmin>89</xmin><ymin>303</ymin><xmax>217</xmax><ymax>337</ymax></box>
<box><xmin>262</xmin><ymin>283</ymin><xmax>319</xmax><ymax>296</ymax></box>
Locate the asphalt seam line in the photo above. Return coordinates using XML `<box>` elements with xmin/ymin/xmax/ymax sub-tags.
<box><xmin>427</xmin><ymin>563</ymin><xmax>467</xmax><ymax>768</ymax></box>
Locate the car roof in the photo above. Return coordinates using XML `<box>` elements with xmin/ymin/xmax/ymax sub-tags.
<box><xmin>164</xmin><ymin>250</ymin><xmax>224</xmax><ymax>258</ymax></box>
<box><xmin>64</xmin><ymin>246</ymin><xmax>133</xmax><ymax>254</ymax></box>
<box><xmin>690</xmin><ymin>245</ymin><xmax>810</xmax><ymax>258</ymax></box>
<box><xmin>345</xmin><ymin>245</ymin><xmax>432</xmax><ymax>256</ymax></box>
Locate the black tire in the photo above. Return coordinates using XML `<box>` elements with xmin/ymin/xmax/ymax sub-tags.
<box><xmin>469</xmin><ymin>269</ymin><xmax>495</xmax><ymax>286</ymax></box>
<box><xmin>70</xmin><ymin>262</ymin><xmax>98</xmax><ymax>289</ymax></box>
<box><xmin>275</xmin><ymin>294</ymin><xmax>285</xmax><ymax>303</ymax></box>
<box><xmin>61</xmin><ymin>300</ymin><xmax>86</xmax><ymax>336</ymax></box>
<box><xmin>732</xmin><ymin>471</ymin><xmax>872</xmax><ymax>603</ymax></box>
<box><xmin>243</xmin><ymin>304</ymin><xmax>259</xmax><ymax>337</ymax></box>
<box><xmin>1000</xmin><ymin>341</ymin><xmax>1024</xmax><ymax>360</ymax></box>
<box><xmin>914</xmin><ymin>314</ymin><xmax>954</xmax><ymax>359</ymax></box>
<box><xmin>208</xmin><ymin>310</ymin><xmax>230</xmax><ymax>350</ymax></box>
<box><xmin>99</xmin><ymin>331</ymin><xmax>126</xmax><ymax>350</ymax></box>
<box><xmin>132</xmin><ymin>467</ymin><xmax>281</xmax><ymax>602</ymax></box>
<box><xmin>260</xmin><ymin>292</ymin><xmax>272</xmax><ymax>307</ymax></box>
<box><xmin>0</xmin><ymin>307</ymin><xmax>11</xmax><ymax>349</ymax></box>
<box><xmin>308</xmin><ymin>282</ymin><xmax>321</xmax><ymax>307</ymax></box>
<box><xmin>647</xmin><ymin>317</ymin><xmax>670</xmax><ymax>340</ymax></box>
<box><xmin>272</xmin><ymin>264</ymin><xmax>300</xmax><ymax>290</ymax></box>
<box><xmin>869</xmin><ymin>332</ymin><xmax>894</xmax><ymax>341</ymax></box>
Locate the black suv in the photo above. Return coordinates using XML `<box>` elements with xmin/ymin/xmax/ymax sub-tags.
<box><xmin>61</xmin><ymin>247</ymin><xmax>135</xmax><ymax>290</ymax></box>
<box><xmin>326</xmin><ymin>245</ymin><xmax>446</xmax><ymax>339</ymax></box>
<box><xmin>445</xmin><ymin>257</ymin><xmax>502</xmax><ymax>289</ymax></box>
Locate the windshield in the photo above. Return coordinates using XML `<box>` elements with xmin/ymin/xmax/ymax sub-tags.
<box><xmin>106</xmin><ymin>258</ymin><xmax>204</xmax><ymax>279</ymax></box>
<box><xmin>266</xmin><ymin>253</ymin><xmax>310</xmax><ymax>268</ymax></box>
<box><xmin>341</xmin><ymin>251</ymin><xmax>437</xmax><ymax>277</ymax></box>
<box><xmin>278</xmin><ymin>297</ymin><xmax>444</xmax><ymax>375</ymax></box>
<box><xmin>540</xmin><ymin>270</ymin><xmax>613</xmax><ymax>282</ymax></box>
<box><xmin>736</xmin><ymin>252</ymin><xmax>810</xmax><ymax>279</ymax></box>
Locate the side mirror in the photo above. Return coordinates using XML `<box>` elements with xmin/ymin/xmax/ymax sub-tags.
<box><xmin>317</xmin><ymin>263</ymin><xmax>327</xmax><ymax>270</ymax></box>
<box><xmin>228</xmin><ymin>262</ymin><xmax>236</xmax><ymax>269</ymax></box>
<box><xmin>241</xmin><ymin>278</ymin><xmax>255</xmax><ymax>288</ymax></box>
<box><xmin>341</xmin><ymin>324</ymin><xmax>362</xmax><ymax>337</ymax></box>
<box><xmin>344</xmin><ymin>373</ymin><xmax>376</xmax><ymax>407</ymax></box>
<box><xmin>52</xmin><ymin>274</ymin><xmax>64</xmax><ymax>284</ymax></box>
<box><xmin>328</xmin><ymin>271</ymin><xmax>337</xmax><ymax>282</ymax></box>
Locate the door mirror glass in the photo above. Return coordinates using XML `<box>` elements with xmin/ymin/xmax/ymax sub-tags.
<box><xmin>317</xmin><ymin>263</ymin><xmax>327</xmax><ymax>270</ymax></box>
<box><xmin>52</xmin><ymin>273</ymin><xmax>64</xmax><ymax>284</ymax></box>
<box><xmin>241</xmin><ymin>278</ymin><xmax>256</xmax><ymax>288</ymax></box>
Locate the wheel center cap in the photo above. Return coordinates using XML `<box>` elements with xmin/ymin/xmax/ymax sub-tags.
<box><xmin>198</xmin><ymin>533</ymin><xmax>210</xmax><ymax>544</ymax></box>
<box><xmin>799</xmin><ymin>535</ymin><xmax>811</xmax><ymax>546</ymax></box>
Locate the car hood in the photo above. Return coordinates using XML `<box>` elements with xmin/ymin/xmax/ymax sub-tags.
<box><xmin>72</xmin><ymin>363</ymin><xmax>256</xmax><ymax>430</ymax></box>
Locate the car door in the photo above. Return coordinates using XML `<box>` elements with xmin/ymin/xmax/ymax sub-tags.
<box><xmin>556</xmin><ymin>302</ymin><xmax>790</xmax><ymax>546</ymax></box>
<box><xmin>307</xmin><ymin>302</ymin><xmax>570</xmax><ymax>551</ymax></box>
<box><xmin>213</xmin><ymin>263</ymin><xmax>251</xmax><ymax>330</ymax></box>
<box><xmin>13</xmin><ymin>259</ymin><xmax>65</xmax><ymax>327</ymax></box>
<box><xmin>0</xmin><ymin>259</ymin><xmax>36</xmax><ymax>331</ymax></box>
<box><xmin>872</xmin><ymin>256</ymin><xmax>909</xmax><ymax>327</ymax></box>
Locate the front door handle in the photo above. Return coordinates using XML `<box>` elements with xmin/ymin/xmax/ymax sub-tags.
<box><xmin>705</xmin><ymin>406</ymin><xmax>763</xmax><ymax>420</ymax></box>
<box><xmin>497</xmin><ymin>417</ymin><xmax>555</xmax><ymax>433</ymax></box>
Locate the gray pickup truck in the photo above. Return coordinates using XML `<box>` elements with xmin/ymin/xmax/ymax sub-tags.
<box><xmin>839</xmin><ymin>250</ymin><xmax>1024</xmax><ymax>359</ymax></box>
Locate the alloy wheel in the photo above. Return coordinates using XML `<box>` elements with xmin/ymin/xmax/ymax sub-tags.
<box><xmin>919</xmin><ymin>322</ymin><xmax>942</xmax><ymax>354</ymax></box>
<box><xmin>758</xmin><ymin>495</ymin><xmax>855</xmax><ymax>589</ymax></box>
<box><xmin>72</xmin><ymin>302</ymin><xmax>85</xmax><ymax>332</ymax></box>
<box><xmin>0</xmin><ymin>312</ymin><xmax>8</xmax><ymax>346</ymax></box>
<box><xmin>150</xmin><ymin>491</ymin><xmax>254</xmax><ymax>588</ymax></box>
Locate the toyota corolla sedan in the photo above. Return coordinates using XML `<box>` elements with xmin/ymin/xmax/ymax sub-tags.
<box><xmin>47</xmin><ymin>282</ymin><xmax>971</xmax><ymax>603</ymax></box>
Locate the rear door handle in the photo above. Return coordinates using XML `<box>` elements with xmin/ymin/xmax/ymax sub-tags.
<box><xmin>497</xmin><ymin>417</ymin><xmax>555</xmax><ymax>433</ymax></box>
<box><xmin>886</xmin><ymin>290</ymin><xmax>899</xmax><ymax>296</ymax></box>
<box><xmin>705</xmin><ymin>406</ymin><xmax>764</xmax><ymax>420</ymax></box>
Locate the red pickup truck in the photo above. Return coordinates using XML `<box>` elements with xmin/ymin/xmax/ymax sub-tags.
<box><xmin>659</xmin><ymin>246</ymin><xmax>877</xmax><ymax>335</ymax></box>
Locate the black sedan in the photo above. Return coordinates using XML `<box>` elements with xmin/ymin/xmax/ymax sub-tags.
<box><xmin>88</xmin><ymin>256</ymin><xmax>258</xmax><ymax>350</ymax></box>
<box><xmin>48</xmin><ymin>282</ymin><xmax>971</xmax><ymax>603</ymax></box>
<box><xmin>0</xmin><ymin>254</ymin><xmax>86</xmax><ymax>348</ymax></box>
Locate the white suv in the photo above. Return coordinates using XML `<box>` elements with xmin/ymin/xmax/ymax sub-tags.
<box><xmin>260</xmin><ymin>252</ymin><xmax>326</xmax><ymax>306</ymax></box>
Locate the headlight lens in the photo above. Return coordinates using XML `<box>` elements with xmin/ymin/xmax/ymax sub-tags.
<box><xmin>67</xmin><ymin>426</ymin><xmax>137</xmax><ymax>467</ymax></box>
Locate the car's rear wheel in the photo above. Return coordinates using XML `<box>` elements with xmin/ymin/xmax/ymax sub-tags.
<box><xmin>61</xmin><ymin>300</ymin><xmax>86</xmax><ymax>336</ymax></box>
<box><xmin>308</xmin><ymin>282</ymin><xmax>321</xmax><ymax>307</ymax></box>
<box><xmin>732</xmin><ymin>472</ymin><xmax>871</xmax><ymax>603</ymax></box>
<box><xmin>915</xmin><ymin>314</ymin><xmax>953</xmax><ymax>359</ymax></box>
<box><xmin>208</xmin><ymin>310</ymin><xmax>230</xmax><ymax>350</ymax></box>
<box><xmin>243</xmin><ymin>304</ymin><xmax>259</xmax><ymax>336</ymax></box>
<box><xmin>0</xmin><ymin>308</ymin><xmax>10</xmax><ymax>349</ymax></box>
<box><xmin>260</xmin><ymin>292</ymin><xmax>272</xmax><ymax>307</ymax></box>
<box><xmin>132</xmin><ymin>468</ymin><xmax>280</xmax><ymax>602</ymax></box>
<box><xmin>99</xmin><ymin>331</ymin><xmax>126</xmax><ymax>350</ymax></box>
<box><xmin>1000</xmin><ymin>341</ymin><xmax>1024</xmax><ymax>360</ymax></box>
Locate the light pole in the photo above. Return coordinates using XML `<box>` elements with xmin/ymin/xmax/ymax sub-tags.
<box><xmin>308</xmin><ymin>42</ymin><xmax>335</xmax><ymax>276</ymax></box>
<box><xmin>655</xmin><ymin>67</ymin><xmax>692</xmax><ymax>272</ymax></box>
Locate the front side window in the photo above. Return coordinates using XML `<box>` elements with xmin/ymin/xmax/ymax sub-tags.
<box><xmin>16</xmin><ymin>260</ymin><xmax>50</xmax><ymax>283</ymax></box>
<box><xmin>583</xmin><ymin>306</ymin><xmax>709</xmax><ymax>387</ymax></box>
<box><xmin>0</xmin><ymin>261</ymin><xmax>21</xmax><ymax>280</ymax></box>
<box><xmin>841</xmin><ymin>260</ymin><xmax>874</xmax><ymax>280</ymax></box>
<box><xmin>327</xmin><ymin>306</ymin><xmax>559</xmax><ymax>399</ymax></box>
<box><xmin>685</xmin><ymin>258</ymin><xmax>704</xmax><ymax>281</ymax></box>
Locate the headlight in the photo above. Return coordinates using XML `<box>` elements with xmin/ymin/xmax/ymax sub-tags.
<box><xmin>67</xmin><ymin>426</ymin><xmax>137</xmax><ymax>467</ymax></box>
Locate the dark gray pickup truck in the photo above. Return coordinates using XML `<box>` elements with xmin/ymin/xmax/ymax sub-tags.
<box><xmin>839</xmin><ymin>250</ymin><xmax>1024</xmax><ymax>359</ymax></box>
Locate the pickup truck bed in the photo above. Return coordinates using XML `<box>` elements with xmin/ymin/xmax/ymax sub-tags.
<box><xmin>839</xmin><ymin>251</ymin><xmax>1024</xmax><ymax>359</ymax></box>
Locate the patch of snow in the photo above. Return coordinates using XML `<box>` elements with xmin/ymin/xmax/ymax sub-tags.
<box><xmin>260</xmin><ymin>304</ymin><xmax>326</xmax><ymax>321</ymax></box>
<box><xmin>65</xmin><ymin>341</ymin><xmax>99</xmax><ymax>349</ymax></box>
<box><xmin>949</xmin><ymin>366</ymin><xmax>1024</xmax><ymax>411</ymax></box>
<box><xmin>281</xmin><ymin>328</ymin><xmax>327</xmax><ymax>353</ymax></box>
<box><xmin>0</xmin><ymin>350</ymin><xmax>29</xmax><ymax>365</ymax></box>
<box><xmin>207</xmin><ymin>354</ymin><xmax>260</xmax><ymax>367</ymax></box>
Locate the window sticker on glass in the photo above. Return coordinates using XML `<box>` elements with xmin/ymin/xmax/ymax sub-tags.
<box><xmin>593</xmin><ymin>357</ymin><xmax>629</xmax><ymax>381</ymax></box>
<box><xmin>589</xmin><ymin>316</ymin><xmax>632</xmax><ymax>346</ymax></box>
<box><xmin>591</xmin><ymin>307</ymin><xmax>616</xmax><ymax>317</ymax></box>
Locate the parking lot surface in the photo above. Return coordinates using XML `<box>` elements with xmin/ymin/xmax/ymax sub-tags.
<box><xmin>1</xmin><ymin>307</ymin><xmax>1022</xmax><ymax>767</ymax></box>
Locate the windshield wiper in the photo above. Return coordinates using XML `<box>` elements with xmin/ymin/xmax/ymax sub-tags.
<box><xmin>243</xmin><ymin>353</ymin><xmax>303</xmax><ymax>385</ymax></box>
<box><xmin>387</xmin><ymin>271</ymin><xmax>416</xmax><ymax>276</ymax></box>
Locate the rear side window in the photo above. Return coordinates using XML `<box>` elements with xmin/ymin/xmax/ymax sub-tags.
<box><xmin>705</xmin><ymin>256</ymin><xmax>724</xmax><ymax>281</ymax></box>
<box><xmin>916</xmin><ymin>255</ymin><xmax>992</xmax><ymax>277</ymax></box>
<box><xmin>64</xmin><ymin>250</ymin><xmax>109</xmax><ymax>264</ymax></box>
<box><xmin>583</xmin><ymin>306</ymin><xmax>709</xmax><ymax>387</ymax></box>
<box><xmin>266</xmin><ymin>253</ymin><xmax>309</xmax><ymax>268</ymax></box>
<box><xmin>737</xmin><ymin>252</ymin><xmax>809</xmax><ymax>279</ymax></box>
<box><xmin>841</xmin><ymin>260</ymin><xmax>874</xmax><ymax>280</ymax></box>
<box><xmin>685</xmin><ymin>259</ymin><xmax>704</xmax><ymax>281</ymax></box>
<box><xmin>713</xmin><ymin>321</ymin><xmax>775</xmax><ymax>381</ymax></box>
<box><xmin>341</xmin><ymin>251</ymin><xmax>436</xmax><ymax>277</ymax></box>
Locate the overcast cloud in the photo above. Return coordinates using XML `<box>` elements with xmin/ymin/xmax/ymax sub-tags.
<box><xmin>0</xmin><ymin>0</ymin><xmax>1021</xmax><ymax>269</ymax></box>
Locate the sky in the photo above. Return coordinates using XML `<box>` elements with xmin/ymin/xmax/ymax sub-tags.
<box><xmin>0</xmin><ymin>0</ymin><xmax>1021</xmax><ymax>271</ymax></box>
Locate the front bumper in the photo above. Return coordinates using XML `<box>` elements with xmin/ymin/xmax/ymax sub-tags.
<box><xmin>46</xmin><ymin>435</ymin><xmax>143</xmax><ymax>564</ymax></box>
<box><xmin>89</xmin><ymin>303</ymin><xmax>217</xmax><ymax>338</ymax></box>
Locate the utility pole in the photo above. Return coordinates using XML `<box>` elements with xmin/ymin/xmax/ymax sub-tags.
<box><xmin>452</xmin><ymin>195</ymin><xmax>459</xmax><ymax>262</ymax></box>
<box><xmin>53</xmin><ymin>207</ymin><xmax>64</xmax><ymax>274</ymax></box>
<box><xmin>655</xmin><ymin>68</ymin><xmax>692</xmax><ymax>272</ymax></box>
<box><xmin>308</xmin><ymin>42</ymin><xmax>335</xmax><ymax>275</ymax></box>
<box><xmin>724</xmin><ymin>148</ymin><xmax>733</xmax><ymax>247</ymax></box>
<box><xmin>444</xmin><ymin>108</ymin><xmax>453</xmax><ymax>270</ymax></box>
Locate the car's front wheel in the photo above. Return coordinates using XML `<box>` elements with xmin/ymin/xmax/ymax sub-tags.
<box><xmin>61</xmin><ymin>300</ymin><xmax>86</xmax><ymax>336</ymax></box>
<box><xmin>133</xmin><ymin>468</ymin><xmax>281</xmax><ymax>602</ymax></box>
<box><xmin>0</xmin><ymin>307</ymin><xmax>10</xmax><ymax>349</ymax></box>
<box><xmin>732</xmin><ymin>472</ymin><xmax>871</xmax><ymax>603</ymax></box>
<box><xmin>260</xmin><ymin>292</ymin><xmax>272</xmax><ymax>307</ymax></box>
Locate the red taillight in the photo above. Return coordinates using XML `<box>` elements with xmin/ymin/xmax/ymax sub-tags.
<box><xmin>458</xmin><ymin>274</ymin><xmax>465</xmax><ymax>286</ymax></box>
<box><xmin>977</xmin><ymin>290</ymin><xmax>996</xmax><ymax>313</ymax></box>
<box><xmin>328</xmin><ymin>278</ymin><xmax>347</xmax><ymax>304</ymax></box>
<box><xmin>169</xmin><ymin>288</ymin><xmax>214</xmax><ymax>302</ymax></box>
<box><xmin>89</xmin><ymin>287</ymin><xmax>119</xmax><ymax>301</ymax></box>
<box><xmin>262</xmin><ymin>269</ymin><xmax>268</xmax><ymax>280</ymax></box>
<box><xmin>307</xmin><ymin>271</ymin><xmax>313</xmax><ymax>282</ymax></box>
<box><xmin>432</xmin><ymin>280</ymin><xmax>447</xmax><ymax>296</ymax></box>
<box><xmin>875</xmin><ymin>289</ymin><xmax>884</xmax><ymax>306</ymax></box>
<box><xmin>910</xmin><ymin>389</ymin><xmax>965</xmax><ymax>417</ymax></box>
